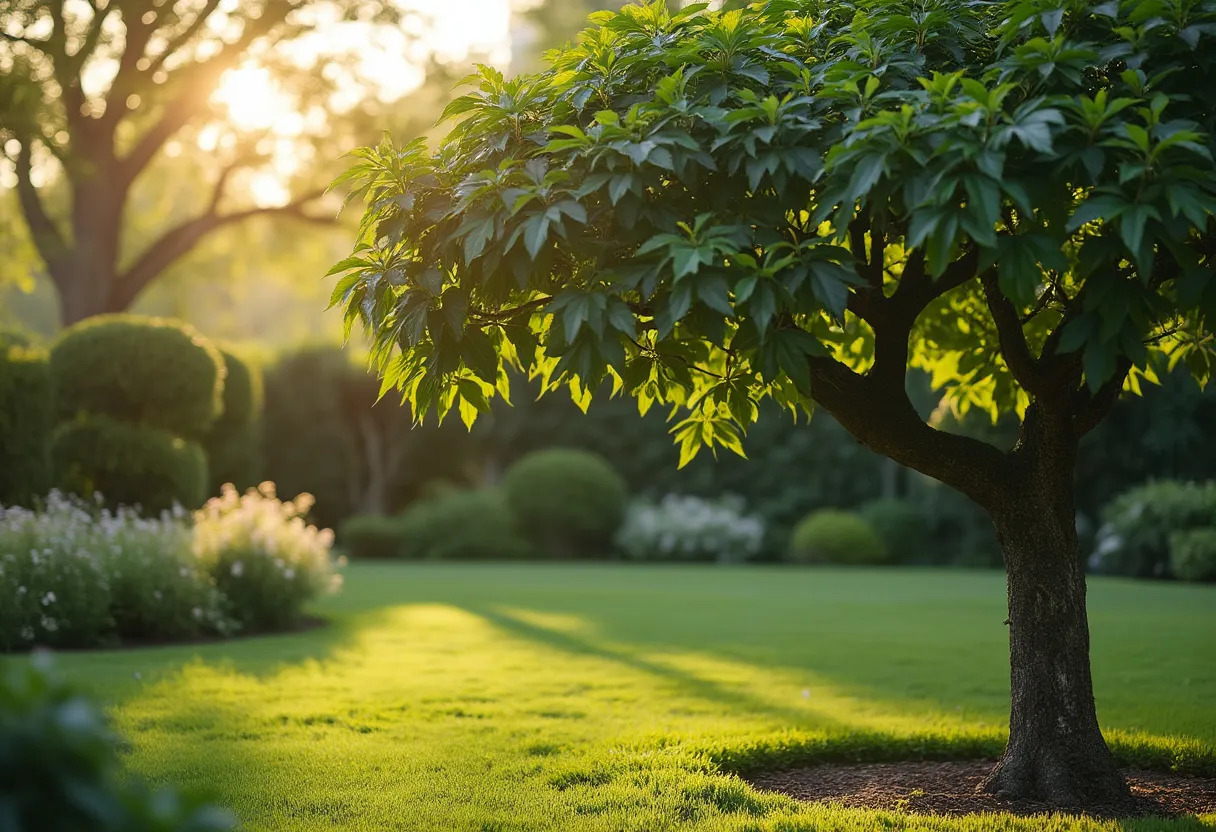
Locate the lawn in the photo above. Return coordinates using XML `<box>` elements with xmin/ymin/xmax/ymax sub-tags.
<box><xmin>48</xmin><ymin>563</ymin><xmax>1216</xmax><ymax>831</ymax></box>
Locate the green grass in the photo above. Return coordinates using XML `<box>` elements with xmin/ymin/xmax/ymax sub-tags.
<box><xmin>46</xmin><ymin>564</ymin><xmax>1216</xmax><ymax>831</ymax></box>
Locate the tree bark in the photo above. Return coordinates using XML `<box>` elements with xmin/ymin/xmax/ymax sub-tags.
<box><xmin>979</xmin><ymin>408</ymin><xmax>1128</xmax><ymax>807</ymax></box>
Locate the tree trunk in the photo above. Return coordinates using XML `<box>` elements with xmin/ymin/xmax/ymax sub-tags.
<box><xmin>979</xmin><ymin>413</ymin><xmax>1128</xmax><ymax>808</ymax></box>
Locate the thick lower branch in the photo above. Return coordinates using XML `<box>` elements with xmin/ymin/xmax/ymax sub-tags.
<box><xmin>807</xmin><ymin>354</ymin><xmax>1008</xmax><ymax>506</ymax></box>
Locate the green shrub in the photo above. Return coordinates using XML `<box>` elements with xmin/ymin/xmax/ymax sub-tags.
<box><xmin>0</xmin><ymin>342</ymin><xmax>54</xmax><ymax>507</ymax></box>
<box><xmin>397</xmin><ymin>489</ymin><xmax>530</xmax><ymax>560</ymax></box>
<box><xmin>502</xmin><ymin>449</ymin><xmax>627</xmax><ymax>558</ymax></box>
<box><xmin>194</xmin><ymin>483</ymin><xmax>342</xmax><ymax>631</ymax></box>
<box><xmin>858</xmin><ymin>499</ymin><xmax>930</xmax><ymax>565</ymax></box>
<box><xmin>788</xmin><ymin>510</ymin><xmax>889</xmax><ymax>565</ymax></box>
<box><xmin>339</xmin><ymin>515</ymin><xmax>405</xmax><ymax>559</ymax></box>
<box><xmin>0</xmin><ymin>657</ymin><xmax>235</xmax><ymax>832</ymax></box>
<box><xmin>203</xmin><ymin>348</ymin><xmax>264</xmax><ymax>493</ymax></box>
<box><xmin>617</xmin><ymin>494</ymin><xmax>765</xmax><ymax>563</ymax></box>
<box><xmin>1170</xmin><ymin>528</ymin><xmax>1216</xmax><ymax>583</ymax></box>
<box><xmin>1093</xmin><ymin>480</ymin><xmax>1216</xmax><ymax>578</ymax></box>
<box><xmin>51</xmin><ymin>415</ymin><xmax>208</xmax><ymax>514</ymax></box>
<box><xmin>50</xmin><ymin>315</ymin><xmax>224</xmax><ymax>439</ymax></box>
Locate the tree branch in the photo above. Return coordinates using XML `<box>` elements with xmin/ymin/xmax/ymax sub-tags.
<box><xmin>118</xmin><ymin>2</ymin><xmax>294</xmax><ymax>181</ymax></box>
<box><xmin>12</xmin><ymin>141</ymin><xmax>71</xmax><ymax>284</ymax></box>
<box><xmin>979</xmin><ymin>270</ymin><xmax>1053</xmax><ymax>398</ymax></box>
<box><xmin>110</xmin><ymin>188</ymin><xmax>330</xmax><ymax>309</ymax></box>
<box><xmin>807</xmin><ymin>353</ymin><xmax>1010</xmax><ymax>507</ymax></box>
<box><xmin>1073</xmin><ymin>358</ymin><xmax>1132</xmax><ymax>436</ymax></box>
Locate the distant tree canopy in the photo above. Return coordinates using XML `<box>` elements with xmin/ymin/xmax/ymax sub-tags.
<box><xmin>334</xmin><ymin>0</ymin><xmax>1216</xmax><ymax>810</ymax></box>
<box><xmin>0</xmin><ymin>0</ymin><xmax>440</xmax><ymax>325</ymax></box>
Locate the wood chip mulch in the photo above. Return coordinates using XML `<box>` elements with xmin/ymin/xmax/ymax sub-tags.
<box><xmin>745</xmin><ymin>760</ymin><xmax>1216</xmax><ymax>819</ymax></box>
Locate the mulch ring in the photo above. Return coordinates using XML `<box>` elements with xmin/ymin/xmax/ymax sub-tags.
<box><xmin>745</xmin><ymin>760</ymin><xmax>1216</xmax><ymax>819</ymax></box>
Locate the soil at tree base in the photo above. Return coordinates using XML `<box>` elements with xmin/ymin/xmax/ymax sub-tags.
<box><xmin>746</xmin><ymin>760</ymin><xmax>1216</xmax><ymax>819</ymax></box>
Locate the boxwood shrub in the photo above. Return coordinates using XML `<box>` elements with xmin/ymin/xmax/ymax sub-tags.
<box><xmin>51</xmin><ymin>415</ymin><xmax>208</xmax><ymax>514</ymax></box>
<box><xmin>50</xmin><ymin>315</ymin><xmax>224</xmax><ymax>439</ymax></box>
<box><xmin>502</xmin><ymin>449</ymin><xmax>627</xmax><ymax>558</ymax></box>
<box><xmin>858</xmin><ymin>499</ymin><xmax>929</xmax><ymax>565</ymax></box>
<box><xmin>397</xmin><ymin>489</ymin><xmax>530</xmax><ymax>560</ymax></box>
<box><xmin>789</xmin><ymin>510</ymin><xmax>889</xmax><ymax>565</ymax></box>
<box><xmin>0</xmin><ymin>340</ymin><xmax>53</xmax><ymax>507</ymax></box>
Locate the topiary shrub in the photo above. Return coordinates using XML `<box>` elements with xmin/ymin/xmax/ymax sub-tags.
<box><xmin>858</xmin><ymin>499</ymin><xmax>930</xmax><ymax>565</ymax></box>
<box><xmin>339</xmin><ymin>515</ymin><xmax>405</xmax><ymax>559</ymax></box>
<box><xmin>50</xmin><ymin>315</ymin><xmax>224</xmax><ymax>439</ymax></box>
<box><xmin>1092</xmin><ymin>480</ymin><xmax>1216</xmax><ymax>578</ymax></box>
<box><xmin>502</xmin><ymin>449</ymin><xmax>627</xmax><ymax>558</ymax></box>
<box><xmin>203</xmin><ymin>348</ymin><xmax>263</xmax><ymax>493</ymax></box>
<box><xmin>397</xmin><ymin>489</ymin><xmax>530</xmax><ymax>560</ymax></box>
<box><xmin>1169</xmin><ymin>528</ymin><xmax>1216</xmax><ymax>583</ymax></box>
<box><xmin>789</xmin><ymin>510</ymin><xmax>889</xmax><ymax>565</ymax></box>
<box><xmin>50</xmin><ymin>415</ymin><xmax>207</xmax><ymax>514</ymax></box>
<box><xmin>0</xmin><ymin>657</ymin><xmax>235</xmax><ymax>832</ymax></box>
<box><xmin>0</xmin><ymin>341</ymin><xmax>54</xmax><ymax>507</ymax></box>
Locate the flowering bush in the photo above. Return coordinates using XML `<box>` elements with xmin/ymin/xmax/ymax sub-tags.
<box><xmin>0</xmin><ymin>493</ymin><xmax>233</xmax><ymax>650</ymax></box>
<box><xmin>616</xmin><ymin>494</ymin><xmax>764</xmax><ymax>563</ymax></box>
<box><xmin>1</xmin><ymin>484</ymin><xmax>340</xmax><ymax>650</ymax></box>
<box><xmin>194</xmin><ymin>483</ymin><xmax>342</xmax><ymax>631</ymax></box>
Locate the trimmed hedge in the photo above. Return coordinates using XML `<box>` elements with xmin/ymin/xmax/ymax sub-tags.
<box><xmin>502</xmin><ymin>449</ymin><xmax>627</xmax><ymax>558</ymax></box>
<box><xmin>858</xmin><ymin>499</ymin><xmax>929</xmax><ymax>565</ymax></box>
<box><xmin>50</xmin><ymin>415</ymin><xmax>207</xmax><ymax>514</ymax></box>
<box><xmin>339</xmin><ymin>514</ymin><xmax>405</xmax><ymax>559</ymax></box>
<box><xmin>0</xmin><ymin>341</ymin><xmax>53</xmax><ymax>507</ymax></box>
<box><xmin>789</xmin><ymin>510</ymin><xmax>889</xmax><ymax>565</ymax></box>
<box><xmin>397</xmin><ymin>489</ymin><xmax>530</xmax><ymax>560</ymax></box>
<box><xmin>203</xmin><ymin>348</ymin><xmax>263</xmax><ymax>493</ymax></box>
<box><xmin>50</xmin><ymin>315</ymin><xmax>224</xmax><ymax>439</ymax></box>
<box><xmin>1094</xmin><ymin>480</ymin><xmax>1216</xmax><ymax>578</ymax></box>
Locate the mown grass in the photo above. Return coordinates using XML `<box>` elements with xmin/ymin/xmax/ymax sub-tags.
<box><xmin>40</xmin><ymin>564</ymin><xmax>1216</xmax><ymax>831</ymax></box>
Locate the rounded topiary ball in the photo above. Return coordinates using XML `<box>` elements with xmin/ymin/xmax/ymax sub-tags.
<box><xmin>858</xmin><ymin>498</ymin><xmax>929</xmax><ymax>565</ymax></box>
<box><xmin>51</xmin><ymin>415</ymin><xmax>208</xmax><ymax>513</ymax></box>
<box><xmin>0</xmin><ymin>341</ymin><xmax>53</xmax><ymax>507</ymax></box>
<box><xmin>502</xmin><ymin>448</ymin><xmax>627</xmax><ymax>558</ymax></box>
<box><xmin>788</xmin><ymin>509</ymin><xmax>889</xmax><ymax>565</ymax></box>
<box><xmin>50</xmin><ymin>315</ymin><xmax>225</xmax><ymax>439</ymax></box>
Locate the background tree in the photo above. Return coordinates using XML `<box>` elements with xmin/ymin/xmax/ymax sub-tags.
<box><xmin>333</xmin><ymin>0</ymin><xmax>1216</xmax><ymax>808</ymax></box>
<box><xmin>0</xmin><ymin>0</ymin><xmax>448</xmax><ymax>324</ymax></box>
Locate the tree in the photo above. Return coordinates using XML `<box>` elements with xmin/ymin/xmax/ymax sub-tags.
<box><xmin>331</xmin><ymin>0</ymin><xmax>1216</xmax><ymax>808</ymax></box>
<box><xmin>0</xmin><ymin>0</ymin><xmax>427</xmax><ymax>324</ymax></box>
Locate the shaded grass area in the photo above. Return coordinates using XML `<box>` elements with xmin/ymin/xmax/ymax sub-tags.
<box><xmin>40</xmin><ymin>564</ymin><xmax>1216</xmax><ymax>831</ymax></box>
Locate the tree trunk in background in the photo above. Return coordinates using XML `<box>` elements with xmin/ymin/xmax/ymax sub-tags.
<box><xmin>979</xmin><ymin>411</ymin><xmax>1127</xmax><ymax>806</ymax></box>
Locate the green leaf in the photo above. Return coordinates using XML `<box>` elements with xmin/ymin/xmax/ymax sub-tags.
<box><xmin>460</xmin><ymin>327</ymin><xmax>499</xmax><ymax>383</ymax></box>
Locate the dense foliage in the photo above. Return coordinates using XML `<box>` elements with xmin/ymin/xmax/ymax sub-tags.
<box><xmin>51</xmin><ymin>315</ymin><xmax>224</xmax><ymax>439</ymax></box>
<box><xmin>203</xmin><ymin>348</ymin><xmax>264</xmax><ymax>494</ymax></box>
<box><xmin>334</xmin><ymin>0</ymin><xmax>1216</xmax><ymax>468</ymax></box>
<box><xmin>858</xmin><ymin>498</ymin><xmax>931</xmax><ymax>565</ymax></box>
<box><xmin>261</xmin><ymin>347</ymin><xmax>471</xmax><ymax>528</ymax></box>
<box><xmin>194</xmin><ymin>483</ymin><xmax>342</xmax><ymax>631</ymax></box>
<box><xmin>0</xmin><ymin>338</ymin><xmax>52</xmax><ymax>507</ymax></box>
<box><xmin>0</xmin><ymin>658</ymin><xmax>235</xmax><ymax>832</ymax></box>
<box><xmin>1092</xmin><ymin>479</ymin><xmax>1216</xmax><ymax>578</ymax></box>
<box><xmin>339</xmin><ymin>514</ymin><xmax>407</xmax><ymax>559</ymax></box>
<box><xmin>616</xmin><ymin>493</ymin><xmax>764</xmax><ymax>562</ymax></box>
<box><xmin>396</xmin><ymin>489</ymin><xmax>530</xmax><ymax>560</ymax></box>
<box><xmin>789</xmin><ymin>509</ymin><xmax>889</xmax><ymax>565</ymax></box>
<box><xmin>502</xmin><ymin>449</ymin><xmax>628</xmax><ymax>557</ymax></box>
<box><xmin>50</xmin><ymin>416</ymin><xmax>208</xmax><ymax>515</ymax></box>
<box><xmin>1169</xmin><ymin>527</ymin><xmax>1216</xmax><ymax>582</ymax></box>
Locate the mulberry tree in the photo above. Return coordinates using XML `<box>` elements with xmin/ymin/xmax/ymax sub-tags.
<box><xmin>332</xmin><ymin>0</ymin><xmax>1216</xmax><ymax>808</ymax></box>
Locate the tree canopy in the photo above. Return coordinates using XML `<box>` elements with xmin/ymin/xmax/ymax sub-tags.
<box><xmin>333</xmin><ymin>0</ymin><xmax>1216</xmax><ymax>489</ymax></box>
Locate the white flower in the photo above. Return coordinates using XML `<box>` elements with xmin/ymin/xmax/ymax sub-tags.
<box><xmin>230</xmin><ymin>561</ymin><xmax>244</xmax><ymax>577</ymax></box>
<box><xmin>40</xmin><ymin>616</ymin><xmax>58</xmax><ymax>633</ymax></box>
<box><xmin>41</xmin><ymin>591</ymin><xmax>56</xmax><ymax>606</ymax></box>
<box><xmin>284</xmin><ymin>568</ymin><xmax>295</xmax><ymax>580</ymax></box>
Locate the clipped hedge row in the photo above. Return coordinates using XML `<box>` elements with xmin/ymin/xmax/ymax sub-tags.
<box><xmin>0</xmin><ymin>337</ymin><xmax>53</xmax><ymax>507</ymax></box>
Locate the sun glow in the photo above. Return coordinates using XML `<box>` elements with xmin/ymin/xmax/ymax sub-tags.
<box><xmin>211</xmin><ymin>66</ymin><xmax>299</xmax><ymax>133</ymax></box>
